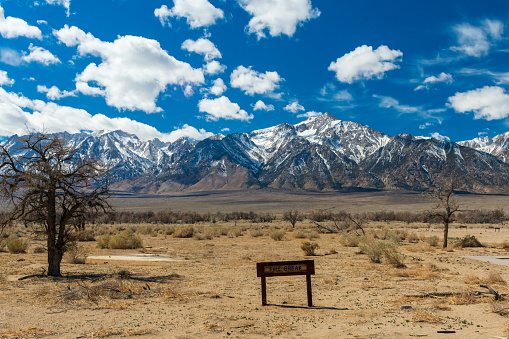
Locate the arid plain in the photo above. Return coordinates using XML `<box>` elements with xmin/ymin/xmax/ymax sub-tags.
<box><xmin>2</xmin><ymin>190</ymin><xmax>509</xmax><ymax>338</ymax></box>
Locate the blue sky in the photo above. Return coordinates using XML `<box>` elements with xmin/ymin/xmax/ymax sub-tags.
<box><xmin>0</xmin><ymin>0</ymin><xmax>509</xmax><ymax>143</ymax></box>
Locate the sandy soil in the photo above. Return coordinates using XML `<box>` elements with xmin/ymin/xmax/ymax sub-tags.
<box><xmin>2</xmin><ymin>221</ymin><xmax>509</xmax><ymax>338</ymax></box>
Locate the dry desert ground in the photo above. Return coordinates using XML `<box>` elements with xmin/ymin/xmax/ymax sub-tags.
<box><xmin>2</xmin><ymin>217</ymin><xmax>509</xmax><ymax>338</ymax></box>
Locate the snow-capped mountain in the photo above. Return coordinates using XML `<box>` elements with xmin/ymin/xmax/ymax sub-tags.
<box><xmin>459</xmin><ymin>132</ymin><xmax>509</xmax><ymax>163</ymax></box>
<box><xmin>4</xmin><ymin>113</ymin><xmax>509</xmax><ymax>193</ymax></box>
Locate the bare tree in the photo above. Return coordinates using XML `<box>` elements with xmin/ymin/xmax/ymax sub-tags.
<box><xmin>0</xmin><ymin>132</ymin><xmax>110</xmax><ymax>277</ymax></box>
<box><xmin>312</xmin><ymin>211</ymin><xmax>366</xmax><ymax>236</ymax></box>
<box><xmin>283</xmin><ymin>210</ymin><xmax>300</xmax><ymax>228</ymax></box>
<box><xmin>427</xmin><ymin>178</ymin><xmax>460</xmax><ymax>248</ymax></box>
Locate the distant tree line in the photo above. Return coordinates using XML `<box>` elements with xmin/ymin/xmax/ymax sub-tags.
<box><xmin>76</xmin><ymin>208</ymin><xmax>507</xmax><ymax>226</ymax></box>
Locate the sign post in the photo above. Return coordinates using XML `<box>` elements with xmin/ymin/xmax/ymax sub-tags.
<box><xmin>256</xmin><ymin>260</ymin><xmax>315</xmax><ymax>307</ymax></box>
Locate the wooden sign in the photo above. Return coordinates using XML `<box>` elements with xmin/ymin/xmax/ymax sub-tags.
<box><xmin>256</xmin><ymin>260</ymin><xmax>315</xmax><ymax>306</ymax></box>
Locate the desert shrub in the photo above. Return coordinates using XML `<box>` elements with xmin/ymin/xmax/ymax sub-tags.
<box><xmin>340</xmin><ymin>234</ymin><xmax>360</xmax><ymax>247</ymax></box>
<box><xmin>293</xmin><ymin>229</ymin><xmax>308</xmax><ymax>239</ymax></box>
<box><xmin>396</xmin><ymin>230</ymin><xmax>408</xmax><ymax>241</ymax></box>
<box><xmin>33</xmin><ymin>246</ymin><xmax>45</xmax><ymax>253</ymax></box>
<box><xmin>307</xmin><ymin>230</ymin><xmax>319</xmax><ymax>240</ymax></box>
<box><xmin>65</xmin><ymin>242</ymin><xmax>89</xmax><ymax>264</ymax></box>
<box><xmin>162</xmin><ymin>225</ymin><xmax>175</xmax><ymax>235</ymax></box>
<box><xmin>500</xmin><ymin>241</ymin><xmax>509</xmax><ymax>250</ymax></box>
<box><xmin>6</xmin><ymin>234</ymin><xmax>29</xmax><ymax>254</ymax></box>
<box><xmin>0</xmin><ymin>239</ymin><xmax>5</xmax><ymax>252</ymax></box>
<box><xmin>381</xmin><ymin>244</ymin><xmax>406</xmax><ymax>268</ymax></box>
<box><xmin>172</xmin><ymin>226</ymin><xmax>195</xmax><ymax>238</ymax></box>
<box><xmin>426</xmin><ymin>235</ymin><xmax>439</xmax><ymax>246</ymax></box>
<box><xmin>301</xmin><ymin>241</ymin><xmax>319</xmax><ymax>256</ymax></box>
<box><xmin>407</xmin><ymin>232</ymin><xmax>419</xmax><ymax>243</ymax></box>
<box><xmin>249</xmin><ymin>227</ymin><xmax>264</xmax><ymax>237</ymax></box>
<box><xmin>228</xmin><ymin>226</ymin><xmax>244</xmax><ymax>237</ymax></box>
<box><xmin>459</xmin><ymin>235</ymin><xmax>483</xmax><ymax>248</ymax></box>
<box><xmin>98</xmin><ymin>231</ymin><xmax>142</xmax><ymax>249</ymax></box>
<box><xmin>193</xmin><ymin>229</ymin><xmax>214</xmax><ymax>240</ymax></box>
<box><xmin>359</xmin><ymin>236</ymin><xmax>384</xmax><ymax>264</ymax></box>
<box><xmin>74</xmin><ymin>229</ymin><xmax>96</xmax><ymax>242</ymax></box>
<box><xmin>97</xmin><ymin>234</ymin><xmax>111</xmax><ymax>249</ymax></box>
<box><xmin>269</xmin><ymin>229</ymin><xmax>286</xmax><ymax>241</ymax></box>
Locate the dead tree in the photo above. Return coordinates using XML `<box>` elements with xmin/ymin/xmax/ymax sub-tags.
<box><xmin>426</xmin><ymin>178</ymin><xmax>460</xmax><ymax>248</ymax></box>
<box><xmin>283</xmin><ymin>210</ymin><xmax>300</xmax><ymax>228</ymax></box>
<box><xmin>312</xmin><ymin>211</ymin><xmax>366</xmax><ymax>236</ymax></box>
<box><xmin>0</xmin><ymin>131</ymin><xmax>110</xmax><ymax>277</ymax></box>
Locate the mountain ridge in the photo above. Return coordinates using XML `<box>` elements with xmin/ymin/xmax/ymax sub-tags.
<box><xmin>3</xmin><ymin>114</ymin><xmax>509</xmax><ymax>194</ymax></box>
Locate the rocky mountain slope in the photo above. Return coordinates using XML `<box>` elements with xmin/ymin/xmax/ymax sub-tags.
<box><xmin>3</xmin><ymin>113</ymin><xmax>509</xmax><ymax>193</ymax></box>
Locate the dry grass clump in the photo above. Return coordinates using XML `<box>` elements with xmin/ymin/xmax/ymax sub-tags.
<box><xmin>74</xmin><ymin>229</ymin><xmax>96</xmax><ymax>241</ymax></box>
<box><xmin>395</xmin><ymin>263</ymin><xmax>440</xmax><ymax>279</ymax></box>
<box><xmin>269</xmin><ymin>229</ymin><xmax>286</xmax><ymax>241</ymax></box>
<box><xmin>6</xmin><ymin>234</ymin><xmax>29</xmax><ymax>254</ymax></box>
<box><xmin>464</xmin><ymin>272</ymin><xmax>506</xmax><ymax>285</ymax></box>
<box><xmin>0</xmin><ymin>327</ymin><xmax>56</xmax><ymax>338</ymax></box>
<box><xmin>249</xmin><ymin>227</ymin><xmax>265</xmax><ymax>237</ymax></box>
<box><xmin>300</xmin><ymin>241</ymin><xmax>319</xmax><ymax>256</ymax></box>
<box><xmin>65</xmin><ymin>242</ymin><xmax>89</xmax><ymax>264</ymax></box>
<box><xmin>172</xmin><ymin>226</ymin><xmax>195</xmax><ymax>238</ymax></box>
<box><xmin>91</xmin><ymin>328</ymin><xmax>152</xmax><ymax>338</ymax></box>
<box><xmin>407</xmin><ymin>232</ymin><xmax>419</xmax><ymax>243</ymax></box>
<box><xmin>97</xmin><ymin>230</ymin><xmax>143</xmax><ymax>249</ymax></box>
<box><xmin>359</xmin><ymin>235</ymin><xmax>405</xmax><ymax>267</ymax></box>
<box><xmin>228</xmin><ymin>226</ymin><xmax>244</xmax><ymax>237</ymax></box>
<box><xmin>457</xmin><ymin>235</ymin><xmax>484</xmax><ymax>248</ymax></box>
<box><xmin>426</xmin><ymin>235</ymin><xmax>440</xmax><ymax>247</ymax></box>
<box><xmin>340</xmin><ymin>234</ymin><xmax>361</xmax><ymax>247</ymax></box>
<box><xmin>411</xmin><ymin>310</ymin><xmax>444</xmax><ymax>323</ymax></box>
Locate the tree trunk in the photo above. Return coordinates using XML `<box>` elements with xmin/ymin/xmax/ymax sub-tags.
<box><xmin>443</xmin><ymin>221</ymin><xmax>449</xmax><ymax>248</ymax></box>
<box><xmin>47</xmin><ymin>245</ymin><xmax>63</xmax><ymax>277</ymax></box>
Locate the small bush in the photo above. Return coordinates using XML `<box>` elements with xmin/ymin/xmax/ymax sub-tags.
<box><xmin>340</xmin><ymin>234</ymin><xmax>360</xmax><ymax>247</ymax></box>
<box><xmin>172</xmin><ymin>226</ymin><xmax>195</xmax><ymax>238</ymax></box>
<box><xmin>301</xmin><ymin>241</ymin><xmax>319</xmax><ymax>256</ymax></box>
<box><xmin>359</xmin><ymin>236</ymin><xmax>384</xmax><ymax>264</ymax></box>
<box><xmin>459</xmin><ymin>235</ymin><xmax>483</xmax><ymax>248</ymax></box>
<box><xmin>426</xmin><ymin>236</ymin><xmax>439</xmax><ymax>247</ymax></box>
<box><xmin>193</xmin><ymin>230</ymin><xmax>214</xmax><ymax>240</ymax></box>
<box><xmin>249</xmin><ymin>227</ymin><xmax>264</xmax><ymax>237</ymax></box>
<box><xmin>407</xmin><ymin>232</ymin><xmax>419</xmax><ymax>243</ymax></box>
<box><xmin>65</xmin><ymin>242</ymin><xmax>89</xmax><ymax>264</ymax></box>
<box><xmin>33</xmin><ymin>246</ymin><xmax>45</xmax><ymax>253</ymax></box>
<box><xmin>269</xmin><ymin>229</ymin><xmax>286</xmax><ymax>241</ymax></box>
<box><xmin>293</xmin><ymin>229</ymin><xmax>308</xmax><ymax>239</ymax></box>
<box><xmin>0</xmin><ymin>239</ymin><xmax>6</xmax><ymax>252</ymax></box>
<box><xmin>97</xmin><ymin>234</ymin><xmax>111</xmax><ymax>249</ymax></box>
<box><xmin>74</xmin><ymin>230</ymin><xmax>96</xmax><ymax>242</ymax></box>
<box><xmin>108</xmin><ymin>230</ymin><xmax>143</xmax><ymax>249</ymax></box>
<box><xmin>381</xmin><ymin>244</ymin><xmax>406</xmax><ymax>268</ymax></box>
<box><xmin>6</xmin><ymin>234</ymin><xmax>29</xmax><ymax>254</ymax></box>
<box><xmin>228</xmin><ymin>226</ymin><xmax>244</xmax><ymax>237</ymax></box>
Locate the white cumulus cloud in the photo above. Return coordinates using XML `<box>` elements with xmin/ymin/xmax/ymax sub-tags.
<box><xmin>182</xmin><ymin>38</ymin><xmax>221</xmax><ymax>61</ymax></box>
<box><xmin>230</xmin><ymin>65</ymin><xmax>282</xmax><ymax>96</ymax></box>
<box><xmin>447</xmin><ymin>86</ymin><xmax>509</xmax><ymax>120</ymax></box>
<box><xmin>21</xmin><ymin>44</ymin><xmax>61</xmax><ymax>66</ymax></box>
<box><xmin>203</xmin><ymin>60</ymin><xmax>226</xmax><ymax>75</ymax></box>
<box><xmin>53</xmin><ymin>25</ymin><xmax>205</xmax><ymax>113</ymax></box>
<box><xmin>284</xmin><ymin>101</ymin><xmax>305</xmax><ymax>113</ymax></box>
<box><xmin>0</xmin><ymin>70</ymin><xmax>14</xmax><ymax>86</ymax></box>
<box><xmin>451</xmin><ymin>19</ymin><xmax>504</xmax><ymax>57</ymax></box>
<box><xmin>430</xmin><ymin>132</ymin><xmax>450</xmax><ymax>141</ymax></box>
<box><xmin>155</xmin><ymin>0</ymin><xmax>224</xmax><ymax>29</ymax></box>
<box><xmin>209</xmin><ymin>78</ymin><xmax>226</xmax><ymax>96</ymax></box>
<box><xmin>253</xmin><ymin>100</ymin><xmax>274</xmax><ymax>111</ymax></box>
<box><xmin>0</xmin><ymin>87</ymin><xmax>212</xmax><ymax>142</ymax></box>
<box><xmin>238</xmin><ymin>0</ymin><xmax>320</xmax><ymax>39</ymax></box>
<box><xmin>198</xmin><ymin>96</ymin><xmax>253</xmax><ymax>121</ymax></box>
<box><xmin>0</xmin><ymin>5</ymin><xmax>42</xmax><ymax>39</ymax></box>
<box><xmin>415</xmin><ymin>72</ymin><xmax>453</xmax><ymax>91</ymax></box>
<box><xmin>297</xmin><ymin>111</ymin><xmax>322</xmax><ymax>118</ymax></box>
<box><xmin>328</xmin><ymin>45</ymin><xmax>403</xmax><ymax>84</ymax></box>
<box><xmin>37</xmin><ymin>85</ymin><xmax>76</xmax><ymax>100</ymax></box>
